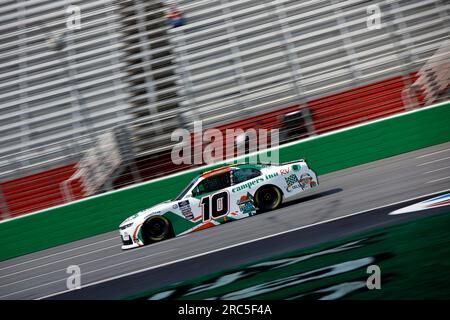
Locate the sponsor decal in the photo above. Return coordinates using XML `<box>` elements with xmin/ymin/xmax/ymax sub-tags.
<box><xmin>299</xmin><ymin>173</ymin><xmax>316</xmax><ymax>190</ymax></box>
<box><xmin>173</xmin><ymin>204</ymin><xmax>179</xmax><ymax>209</ymax></box>
<box><xmin>178</xmin><ymin>200</ymin><xmax>194</xmax><ymax>220</ymax></box>
<box><xmin>285</xmin><ymin>173</ymin><xmax>316</xmax><ymax>192</ymax></box>
<box><xmin>237</xmin><ymin>192</ymin><xmax>257</xmax><ymax>216</ymax></box>
<box><xmin>232</xmin><ymin>177</ymin><xmax>265</xmax><ymax>193</ymax></box>
<box><xmin>285</xmin><ymin>174</ymin><xmax>302</xmax><ymax>192</ymax></box>
<box><xmin>292</xmin><ymin>164</ymin><xmax>301</xmax><ymax>172</ymax></box>
<box><xmin>265</xmin><ymin>172</ymin><xmax>279</xmax><ymax>179</ymax></box>
<box><xmin>280</xmin><ymin>167</ymin><xmax>290</xmax><ymax>175</ymax></box>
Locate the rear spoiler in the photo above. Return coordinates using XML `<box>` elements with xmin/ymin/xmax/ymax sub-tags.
<box><xmin>281</xmin><ymin>158</ymin><xmax>306</xmax><ymax>165</ymax></box>
<box><xmin>234</xmin><ymin>158</ymin><xmax>306</xmax><ymax>167</ymax></box>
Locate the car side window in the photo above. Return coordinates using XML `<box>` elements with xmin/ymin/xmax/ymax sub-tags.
<box><xmin>192</xmin><ymin>173</ymin><xmax>231</xmax><ymax>197</ymax></box>
<box><xmin>232</xmin><ymin>168</ymin><xmax>262</xmax><ymax>185</ymax></box>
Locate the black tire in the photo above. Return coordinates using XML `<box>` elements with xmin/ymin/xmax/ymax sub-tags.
<box><xmin>142</xmin><ymin>216</ymin><xmax>173</xmax><ymax>243</ymax></box>
<box><xmin>255</xmin><ymin>186</ymin><xmax>283</xmax><ymax>212</ymax></box>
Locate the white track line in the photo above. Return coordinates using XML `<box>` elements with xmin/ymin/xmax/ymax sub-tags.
<box><xmin>0</xmin><ymin>244</ymin><xmax>159</xmax><ymax>288</ymax></box>
<box><xmin>0</xmin><ymin>249</ymin><xmax>175</xmax><ymax>299</ymax></box>
<box><xmin>416</xmin><ymin>148</ymin><xmax>450</xmax><ymax>159</ymax></box>
<box><xmin>427</xmin><ymin>176</ymin><xmax>450</xmax><ymax>184</ymax></box>
<box><xmin>0</xmin><ymin>243</ymin><xmax>120</xmax><ymax>279</ymax></box>
<box><xmin>0</xmin><ymin>235</ymin><xmax>187</xmax><ymax>287</ymax></box>
<box><xmin>423</xmin><ymin>166</ymin><xmax>450</xmax><ymax>175</ymax></box>
<box><xmin>0</xmin><ymin>236</ymin><xmax>118</xmax><ymax>272</ymax></box>
<box><xmin>417</xmin><ymin>156</ymin><xmax>450</xmax><ymax>167</ymax></box>
<box><xmin>35</xmin><ymin>188</ymin><xmax>450</xmax><ymax>300</ymax></box>
<box><xmin>1</xmin><ymin>228</ymin><xmax>185</xmax><ymax>282</ymax></box>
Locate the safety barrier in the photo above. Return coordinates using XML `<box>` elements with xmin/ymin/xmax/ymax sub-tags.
<box><xmin>0</xmin><ymin>164</ymin><xmax>82</xmax><ymax>218</ymax></box>
<box><xmin>0</xmin><ymin>101</ymin><xmax>449</xmax><ymax>261</ymax></box>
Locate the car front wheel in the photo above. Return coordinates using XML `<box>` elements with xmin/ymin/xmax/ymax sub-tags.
<box><xmin>142</xmin><ymin>216</ymin><xmax>173</xmax><ymax>243</ymax></box>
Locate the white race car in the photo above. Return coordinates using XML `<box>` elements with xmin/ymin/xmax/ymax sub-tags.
<box><xmin>119</xmin><ymin>159</ymin><xmax>319</xmax><ymax>249</ymax></box>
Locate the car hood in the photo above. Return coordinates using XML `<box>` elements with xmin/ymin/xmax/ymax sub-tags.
<box><xmin>119</xmin><ymin>200</ymin><xmax>176</xmax><ymax>227</ymax></box>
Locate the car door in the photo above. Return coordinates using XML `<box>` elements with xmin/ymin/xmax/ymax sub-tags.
<box><xmin>189</xmin><ymin>172</ymin><xmax>233</xmax><ymax>223</ymax></box>
<box><xmin>230</xmin><ymin>167</ymin><xmax>263</xmax><ymax>218</ymax></box>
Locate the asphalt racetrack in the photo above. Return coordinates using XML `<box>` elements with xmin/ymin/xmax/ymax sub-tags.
<box><xmin>1</xmin><ymin>142</ymin><xmax>450</xmax><ymax>300</ymax></box>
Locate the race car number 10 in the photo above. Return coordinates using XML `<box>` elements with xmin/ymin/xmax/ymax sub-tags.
<box><xmin>200</xmin><ymin>191</ymin><xmax>229</xmax><ymax>222</ymax></box>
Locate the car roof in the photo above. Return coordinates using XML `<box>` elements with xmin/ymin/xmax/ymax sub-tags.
<box><xmin>200</xmin><ymin>163</ymin><xmax>268</xmax><ymax>179</ymax></box>
<box><xmin>200</xmin><ymin>166</ymin><xmax>233</xmax><ymax>179</ymax></box>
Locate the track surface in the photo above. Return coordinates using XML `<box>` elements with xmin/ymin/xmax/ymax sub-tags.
<box><xmin>1</xmin><ymin>142</ymin><xmax>450</xmax><ymax>300</ymax></box>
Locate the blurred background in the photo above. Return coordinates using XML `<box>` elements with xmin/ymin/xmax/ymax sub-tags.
<box><xmin>0</xmin><ymin>0</ymin><xmax>449</xmax><ymax>220</ymax></box>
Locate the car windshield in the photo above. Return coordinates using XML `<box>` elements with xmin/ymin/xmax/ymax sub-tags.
<box><xmin>175</xmin><ymin>176</ymin><xmax>199</xmax><ymax>200</ymax></box>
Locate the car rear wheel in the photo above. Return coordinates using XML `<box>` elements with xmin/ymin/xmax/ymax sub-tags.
<box><xmin>255</xmin><ymin>186</ymin><xmax>282</xmax><ymax>212</ymax></box>
<box><xmin>142</xmin><ymin>216</ymin><xmax>173</xmax><ymax>243</ymax></box>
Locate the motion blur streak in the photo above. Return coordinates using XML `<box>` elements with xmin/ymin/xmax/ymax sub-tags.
<box><xmin>0</xmin><ymin>142</ymin><xmax>449</xmax><ymax>299</ymax></box>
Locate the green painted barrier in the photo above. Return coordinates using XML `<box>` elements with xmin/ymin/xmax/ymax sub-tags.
<box><xmin>1</xmin><ymin>102</ymin><xmax>450</xmax><ymax>261</ymax></box>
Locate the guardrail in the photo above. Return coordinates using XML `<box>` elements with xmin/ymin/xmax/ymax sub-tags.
<box><xmin>1</xmin><ymin>101</ymin><xmax>449</xmax><ymax>261</ymax></box>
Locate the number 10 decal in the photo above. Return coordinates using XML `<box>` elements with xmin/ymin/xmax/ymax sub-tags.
<box><xmin>200</xmin><ymin>191</ymin><xmax>230</xmax><ymax>222</ymax></box>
